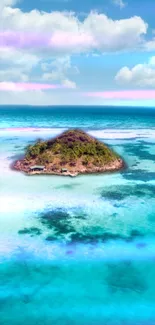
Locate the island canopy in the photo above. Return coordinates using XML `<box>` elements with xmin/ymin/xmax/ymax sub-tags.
<box><xmin>14</xmin><ymin>129</ymin><xmax>124</xmax><ymax>176</ymax></box>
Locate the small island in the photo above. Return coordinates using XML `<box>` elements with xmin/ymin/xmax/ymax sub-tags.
<box><xmin>13</xmin><ymin>129</ymin><xmax>124</xmax><ymax>176</ymax></box>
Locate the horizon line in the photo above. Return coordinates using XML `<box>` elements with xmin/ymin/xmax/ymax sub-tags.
<box><xmin>1</xmin><ymin>104</ymin><xmax>155</xmax><ymax>109</ymax></box>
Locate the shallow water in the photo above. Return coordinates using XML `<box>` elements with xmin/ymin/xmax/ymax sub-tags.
<box><xmin>0</xmin><ymin>106</ymin><xmax>155</xmax><ymax>324</ymax></box>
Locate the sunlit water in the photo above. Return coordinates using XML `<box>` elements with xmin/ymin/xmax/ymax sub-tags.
<box><xmin>0</xmin><ymin>106</ymin><xmax>155</xmax><ymax>324</ymax></box>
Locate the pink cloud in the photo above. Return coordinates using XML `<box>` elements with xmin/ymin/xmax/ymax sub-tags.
<box><xmin>85</xmin><ymin>90</ymin><xmax>155</xmax><ymax>100</ymax></box>
<box><xmin>0</xmin><ymin>82</ymin><xmax>66</xmax><ymax>91</ymax></box>
<box><xmin>0</xmin><ymin>31</ymin><xmax>93</xmax><ymax>50</ymax></box>
<box><xmin>0</xmin><ymin>31</ymin><xmax>50</xmax><ymax>48</ymax></box>
<box><xmin>50</xmin><ymin>31</ymin><xmax>93</xmax><ymax>50</ymax></box>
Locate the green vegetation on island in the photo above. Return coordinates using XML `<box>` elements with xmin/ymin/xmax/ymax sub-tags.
<box><xmin>14</xmin><ymin>129</ymin><xmax>124</xmax><ymax>176</ymax></box>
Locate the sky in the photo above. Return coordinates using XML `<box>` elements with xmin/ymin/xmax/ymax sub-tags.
<box><xmin>1</xmin><ymin>0</ymin><xmax>155</xmax><ymax>106</ymax></box>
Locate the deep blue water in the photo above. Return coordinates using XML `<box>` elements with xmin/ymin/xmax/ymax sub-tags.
<box><xmin>0</xmin><ymin>106</ymin><xmax>155</xmax><ymax>324</ymax></box>
<box><xmin>1</xmin><ymin>105</ymin><xmax>155</xmax><ymax>128</ymax></box>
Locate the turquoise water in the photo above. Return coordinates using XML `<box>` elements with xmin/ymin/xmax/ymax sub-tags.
<box><xmin>0</xmin><ymin>106</ymin><xmax>155</xmax><ymax>324</ymax></box>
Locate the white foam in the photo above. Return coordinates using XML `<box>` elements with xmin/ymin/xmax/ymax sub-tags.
<box><xmin>0</xmin><ymin>127</ymin><xmax>155</xmax><ymax>140</ymax></box>
<box><xmin>0</xmin><ymin>127</ymin><xmax>66</xmax><ymax>138</ymax></box>
<box><xmin>88</xmin><ymin>129</ymin><xmax>155</xmax><ymax>140</ymax></box>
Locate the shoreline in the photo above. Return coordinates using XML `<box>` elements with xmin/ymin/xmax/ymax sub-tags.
<box><xmin>13</xmin><ymin>158</ymin><xmax>125</xmax><ymax>177</ymax></box>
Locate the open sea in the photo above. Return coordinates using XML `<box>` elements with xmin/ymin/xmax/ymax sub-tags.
<box><xmin>0</xmin><ymin>105</ymin><xmax>155</xmax><ymax>324</ymax></box>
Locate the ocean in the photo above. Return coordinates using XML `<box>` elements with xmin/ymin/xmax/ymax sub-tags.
<box><xmin>0</xmin><ymin>106</ymin><xmax>155</xmax><ymax>324</ymax></box>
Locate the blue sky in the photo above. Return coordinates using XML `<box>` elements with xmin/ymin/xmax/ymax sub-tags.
<box><xmin>19</xmin><ymin>0</ymin><xmax>155</xmax><ymax>25</ymax></box>
<box><xmin>1</xmin><ymin>0</ymin><xmax>155</xmax><ymax>105</ymax></box>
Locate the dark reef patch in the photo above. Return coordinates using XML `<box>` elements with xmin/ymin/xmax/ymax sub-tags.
<box><xmin>38</xmin><ymin>208</ymin><xmax>145</xmax><ymax>244</ymax></box>
<box><xmin>45</xmin><ymin>230</ymin><xmax>144</xmax><ymax>244</ymax></box>
<box><xmin>106</xmin><ymin>262</ymin><xmax>147</xmax><ymax>294</ymax></box>
<box><xmin>121</xmin><ymin>169</ymin><xmax>155</xmax><ymax>182</ymax></box>
<box><xmin>18</xmin><ymin>227</ymin><xmax>42</xmax><ymax>236</ymax></box>
<box><xmin>123</xmin><ymin>141</ymin><xmax>155</xmax><ymax>161</ymax></box>
<box><xmin>126</xmin><ymin>230</ymin><xmax>144</xmax><ymax>242</ymax></box>
<box><xmin>101</xmin><ymin>183</ymin><xmax>155</xmax><ymax>201</ymax></box>
<box><xmin>40</xmin><ymin>208</ymin><xmax>86</xmax><ymax>226</ymax></box>
<box><xmin>45</xmin><ymin>231</ymin><xmax>127</xmax><ymax>244</ymax></box>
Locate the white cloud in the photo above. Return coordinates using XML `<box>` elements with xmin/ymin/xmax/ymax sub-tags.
<box><xmin>42</xmin><ymin>56</ymin><xmax>78</xmax><ymax>88</ymax></box>
<box><xmin>0</xmin><ymin>0</ymin><xmax>18</xmax><ymax>10</ymax></box>
<box><xmin>0</xmin><ymin>69</ymin><xmax>28</xmax><ymax>82</ymax></box>
<box><xmin>0</xmin><ymin>46</ymin><xmax>40</xmax><ymax>82</ymax></box>
<box><xmin>149</xmin><ymin>56</ymin><xmax>155</xmax><ymax>66</ymax></box>
<box><xmin>62</xmin><ymin>79</ymin><xmax>76</xmax><ymax>89</ymax></box>
<box><xmin>113</xmin><ymin>0</ymin><xmax>126</xmax><ymax>9</ymax></box>
<box><xmin>115</xmin><ymin>56</ymin><xmax>155</xmax><ymax>87</ymax></box>
<box><xmin>0</xmin><ymin>88</ymin><xmax>89</xmax><ymax>105</ymax></box>
<box><xmin>0</xmin><ymin>2</ymin><xmax>147</xmax><ymax>54</ymax></box>
<box><xmin>83</xmin><ymin>14</ymin><xmax>146</xmax><ymax>52</ymax></box>
<box><xmin>0</xmin><ymin>47</ymin><xmax>39</xmax><ymax>68</ymax></box>
<box><xmin>144</xmin><ymin>38</ymin><xmax>155</xmax><ymax>51</ymax></box>
<box><xmin>0</xmin><ymin>89</ymin><xmax>57</xmax><ymax>105</ymax></box>
<box><xmin>0</xmin><ymin>0</ymin><xmax>154</xmax><ymax>105</ymax></box>
<box><xmin>0</xmin><ymin>46</ymin><xmax>77</xmax><ymax>86</ymax></box>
